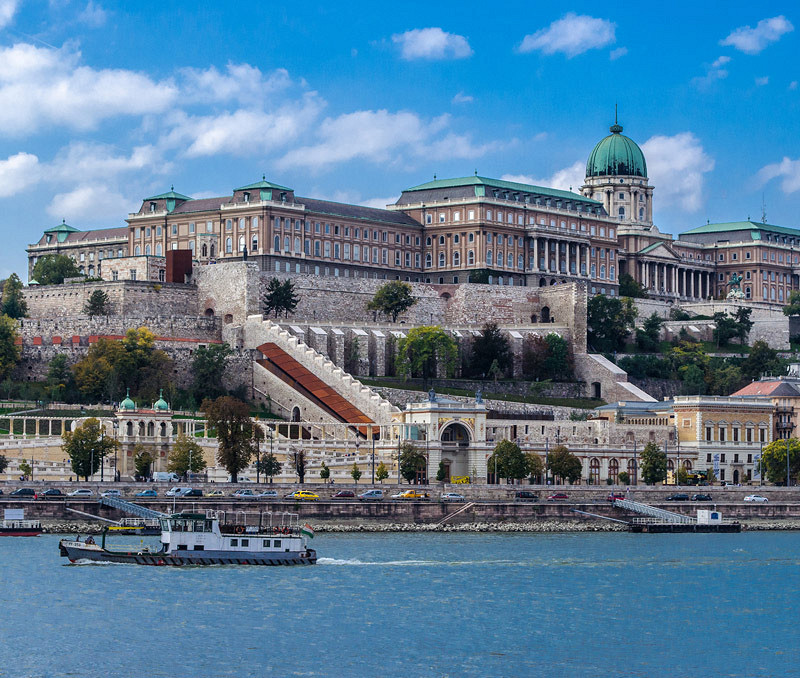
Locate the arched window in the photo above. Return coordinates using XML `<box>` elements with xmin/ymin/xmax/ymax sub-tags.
<box><xmin>453</xmin><ymin>251</ymin><xmax>460</xmax><ymax>266</ymax></box>
<box><xmin>496</xmin><ymin>251</ymin><xmax>503</xmax><ymax>267</ymax></box>
<box><xmin>467</xmin><ymin>250</ymin><xmax>475</xmax><ymax>266</ymax></box>
<box><xmin>639</xmin><ymin>207</ymin><xmax>644</xmax><ymax>220</ymax></box>
<box><xmin>283</xmin><ymin>236</ymin><xmax>290</xmax><ymax>252</ymax></box>
<box><xmin>618</xmin><ymin>206</ymin><xmax>625</xmax><ymax>218</ymax></box>
<box><xmin>251</xmin><ymin>235</ymin><xmax>258</xmax><ymax>251</ymax></box>
<box><xmin>487</xmin><ymin>249</ymin><xmax>493</xmax><ymax>266</ymax></box>
<box><xmin>518</xmin><ymin>254</ymin><xmax>524</xmax><ymax>270</ymax></box>
<box><xmin>589</xmin><ymin>458</ymin><xmax>600</xmax><ymax>485</ymax></box>
<box><xmin>155</xmin><ymin>243</ymin><xmax>162</xmax><ymax>256</ymax></box>
<box><xmin>438</xmin><ymin>252</ymin><xmax>445</xmax><ymax>267</ymax></box>
<box><xmin>135</xmin><ymin>245</ymin><xmax>141</xmax><ymax>256</ymax></box>
<box><xmin>274</xmin><ymin>235</ymin><xmax>280</xmax><ymax>252</ymax></box>
<box><xmin>145</xmin><ymin>244</ymin><xmax>151</xmax><ymax>255</ymax></box>
<box><xmin>608</xmin><ymin>458</ymin><xmax>619</xmax><ymax>483</ymax></box>
<box><xmin>225</xmin><ymin>237</ymin><xmax>232</xmax><ymax>253</ymax></box>
<box><xmin>210</xmin><ymin>244</ymin><xmax>215</xmax><ymax>257</ymax></box>
<box><xmin>425</xmin><ymin>253</ymin><xmax>432</xmax><ymax>268</ymax></box>
<box><xmin>507</xmin><ymin>253</ymin><xmax>513</xmax><ymax>268</ymax></box>
<box><xmin>238</xmin><ymin>236</ymin><xmax>245</xmax><ymax>252</ymax></box>
<box><xmin>304</xmin><ymin>239</ymin><xmax>311</xmax><ymax>255</ymax></box>
<box><xmin>294</xmin><ymin>237</ymin><xmax>301</xmax><ymax>253</ymax></box>
<box><xmin>314</xmin><ymin>241</ymin><xmax>321</xmax><ymax>256</ymax></box>
<box><xmin>88</xmin><ymin>265</ymin><xmax>95</xmax><ymax>276</ymax></box>
<box><xmin>201</xmin><ymin>244</ymin><xmax>207</xmax><ymax>257</ymax></box>
<box><xmin>426</xmin><ymin>236</ymin><xmax>432</xmax><ymax>246</ymax></box>
<box><xmin>627</xmin><ymin>458</ymin><xmax>638</xmax><ymax>484</ymax></box>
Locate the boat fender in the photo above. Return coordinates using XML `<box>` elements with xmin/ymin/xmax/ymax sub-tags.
<box><xmin>235</xmin><ymin>526</ymin><xmax>245</xmax><ymax>534</ymax></box>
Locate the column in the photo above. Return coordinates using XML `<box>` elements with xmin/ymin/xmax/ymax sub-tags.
<box><xmin>566</xmin><ymin>244</ymin><xmax>572</xmax><ymax>276</ymax></box>
<box><xmin>689</xmin><ymin>270</ymin><xmax>695</xmax><ymax>298</ymax></box>
<box><xmin>672</xmin><ymin>266</ymin><xmax>678</xmax><ymax>295</ymax></box>
<box><xmin>585</xmin><ymin>245</ymin><xmax>590</xmax><ymax>277</ymax></box>
<box><xmin>533</xmin><ymin>238</ymin><xmax>539</xmax><ymax>271</ymax></box>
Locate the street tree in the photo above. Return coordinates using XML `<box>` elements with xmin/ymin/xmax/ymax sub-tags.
<box><xmin>133</xmin><ymin>446</ymin><xmax>154</xmax><ymax>480</ymax></box>
<box><xmin>587</xmin><ymin>295</ymin><xmax>637</xmax><ymax>353</ymax></box>
<box><xmin>640</xmin><ymin>441</ymin><xmax>667</xmax><ymax>485</ymax></box>
<box><xmin>784</xmin><ymin>290</ymin><xmax>800</xmax><ymax>316</ymax></box>
<box><xmin>760</xmin><ymin>438</ymin><xmax>800</xmax><ymax>485</ymax></box>
<box><xmin>83</xmin><ymin>290</ymin><xmax>111</xmax><ymax>317</ymax></box>
<box><xmin>293</xmin><ymin>449</ymin><xmax>306</xmax><ymax>484</ymax></box>
<box><xmin>31</xmin><ymin>254</ymin><xmax>81</xmax><ymax>285</ymax></box>
<box><xmin>712</xmin><ymin>312</ymin><xmax>739</xmax><ymax>347</ymax></box>
<box><xmin>1</xmin><ymin>273</ymin><xmax>27</xmax><ymax>319</ymax></box>
<box><xmin>375</xmin><ymin>461</ymin><xmax>389</xmax><ymax>483</ymax></box>
<box><xmin>350</xmin><ymin>462</ymin><xmax>362</xmax><ymax>484</ymax></box>
<box><xmin>257</xmin><ymin>452</ymin><xmax>282</xmax><ymax>483</ymax></box>
<box><xmin>0</xmin><ymin>454</ymin><xmax>7</xmax><ymax>474</ymax></box>
<box><xmin>0</xmin><ymin>315</ymin><xmax>21</xmax><ymax>382</ymax></box>
<box><xmin>47</xmin><ymin>354</ymin><xmax>76</xmax><ymax>402</ymax></box>
<box><xmin>167</xmin><ymin>433</ymin><xmax>207</xmax><ymax>478</ymax></box>
<box><xmin>525</xmin><ymin>453</ymin><xmax>544</xmax><ymax>483</ymax></box>
<box><xmin>617</xmin><ymin>471</ymin><xmax>630</xmax><ymax>485</ymax></box>
<box><xmin>548</xmin><ymin>445</ymin><xmax>582</xmax><ymax>484</ymax></box>
<box><xmin>636</xmin><ymin>313</ymin><xmax>663</xmax><ymax>352</ymax></box>
<box><xmin>436</xmin><ymin>461</ymin><xmax>447</xmax><ymax>482</ymax></box>
<box><xmin>741</xmin><ymin>340</ymin><xmax>783</xmax><ymax>381</ymax></box>
<box><xmin>396</xmin><ymin>326</ymin><xmax>458</xmax><ymax>387</ymax></box>
<box><xmin>62</xmin><ymin>417</ymin><xmax>117</xmax><ymax>480</ymax></box>
<box><xmin>191</xmin><ymin>343</ymin><xmax>232</xmax><ymax>401</ymax></box>
<box><xmin>618</xmin><ymin>273</ymin><xmax>648</xmax><ymax>298</ymax></box>
<box><xmin>319</xmin><ymin>462</ymin><xmax>330</xmax><ymax>482</ymax></box>
<box><xmin>263</xmin><ymin>278</ymin><xmax>300</xmax><ymax>318</ymax></box>
<box><xmin>202</xmin><ymin>396</ymin><xmax>255</xmax><ymax>483</ymax></box>
<box><xmin>366</xmin><ymin>280</ymin><xmax>417</xmax><ymax>322</ymax></box>
<box><xmin>733</xmin><ymin>307</ymin><xmax>753</xmax><ymax>344</ymax></box>
<box><xmin>466</xmin><ymin>322</ymin><xmax>511</xmax><ymax>379</ymax></box>
<box><xmin>487</xmin><ymin>439</ymin><xmax>529</xmax><ymax>482</ymax></box>
<box><xmin>676</xmin><ymin>465</ymin><xmax>689</xmax><ymax>485</ymax></box>
<box><xmin>18</xmin><ymin>460</ymin><xmax>31</xmax><ymax>479</ymax></box>
<box><xmin>398</xmin><ymin>442</ymin><xmax>425</xmax><ymax>484</ymax></box>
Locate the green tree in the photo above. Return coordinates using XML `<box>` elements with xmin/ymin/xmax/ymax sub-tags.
<box><xmin>202</xmin><ymin>396</ymin><xmax>255</xmax><ymax>482</ymax></box>
<box><xmin>191</xmin><ymin>343</ymin><xmax>232</xmax><ymax>401</ymax></box>
<box><xmin>466</xmin><ymin>322</ymin><xmax>511</xmax><ymax>379</ymax></box>
<box><xmin>618</xmin><ymin>471</ymin><xmax>630</xmax><ymax>485</ymax></box>
<box><xmin>350</xmin><ymin>462</ymin><xmax>362</xmax><ymax>484</ymax></box>
<box><xmin>525</xmin><ymin>453</ymin><xmax>544</xmax><ymax>483</ymax></box>
<box><xmin>18</xmin><ymin>460</ymin><xmax>31</xmax><ymax>479</ymax></box>
<box><xmin>544</xmin><ymin>333</ymin><xmax>573</xmax><ymax>379</ymax></box>
<box><xmin>676</xmin><ymin>465</ymin><xmax>689</xmax><ymax>485</ymax></box>
<box><xmin>635</xmin><ymin>313</ymin><xmax>663</xmax><ymax>352</ymax></box>
<box><xmin>760</xmin><ymin>438</ymin><xmax>800</xmax><ymax>485</ymax></box>
<box><xmin>712</xmin><ymin>312</ymin><xmax>739</xmax><ymax>347</ymax></box>
<box><xmin>640</xmin><ymin>441</ymin><xmax>667</xmax><ymax>485</ymax></box>
<box><xmin>319</xmin><ymin>462</ymin><xmax>330</xmax><ymax>482</ymax></box>
<box><xmin>32</xmin><ymin>254</ymin><xmax>82</xmax><ymax>285</ymax></box>
<box><xmin>398</xmin><ymin>442</ymin><xmax>425</xmax><ymax>484</ymax></box>
<box><xmin>0</xmin><ymin>454</ymin><xmax>7</xmax><ymax>474</ymax></box>
<box><xmin>47</xmin><ymin>354</ymin><xmax>76</xmax><ymax>401</ymax></box>
<box><xmin>62</xmin><ymin>417</ymin><xmax>117</xmax><ymax>480</ymax></box>
<box><xmin>618</xmin><ymin>273</ymin><xmax>648</xmax><ymax>298</ymax></box>
<box><xmin>396</xmin><ymin>326</ymin><xmax>458</xmax><ymax>387</ymax></box>
<box><xmin>167</xmin><ymin>433</ymin><xmax>207</xmax><ymax>478</ymax></box>
<box><xmin>587</xmin><ymin>295</ymin><xmax>637</xmax><ymax>353</ymax></box>
<box><xmin>0</xmin><ymin>315</ymin><xmax>21</xmax><ymax>382</ymax></box>
<box><xmin>436</xmin><ymin>461</ymin><xmax>447</xmax><ymax>482</ymax></box>
<box><xmin>263</xmin><ymin>278</ymin><xmax>300</xmax><ymax>318</ymax></box>
<box><xmin>706</xmin><ymin>364</ymin><xmax>744</xmax><ymax>396</ymax></box>
<box><xmin>72</xmin><ymin>337</ymin><xmax>126</xmax><ymax>402</ymax></box>
<box><xmin>741</xmin><ymin>340</ymin><xmax>783</xmax><ymax>381</ymax></box>
<box><xmin>1</xmin><ymin>273</ymin><xmax>26</xmax><ymax>319</ymax></box>
<box><xmin>733</xmin><ymin>307</ymin><xmax>753</xmax><ymax>344</ymax></box>
<box><xmin>488</xmin><ymin>439</ymin><xmax>529</xmax><ymax>482</ymax></box>
<box><xmin>293</xmin><ymin>449</ymin><xmax>306</xmax><ymax>484</ymax></box>
<box><xmin>784</xmin><ymin>290</ymin><xmax>800</xmax><ymax>316</ymax></box>
<box><xmin>522</xmin><ymin>334</ymin><xmax>549</xmax><ymax>380</ymax></box>
<box><xmin>548</xmin><ymin>445</ymin><xmax>582</xmax><ymax>484</ymax></box>
<box><xmin>133</xmin><ymin>446</ymin><xmax>154</xmax><ymax>480</ymax></box>
<box><xmin>367</xmin><ymin>280</ymin><xmax>417</xmax><ymax>322</ymax></box>
<box><xmin>257</xmin><ymin>451</ymin><xmax>282</xmax><ymax>483</ymax></box>
<box><xmin>83</xmin><ymin>290</ymin><xmax>111</xmax><ymax>317</ymax></box>
<box><xmin>375</xmin><ymin>461</ymin><xmax>389</xmax><ymax>483</ymax></box>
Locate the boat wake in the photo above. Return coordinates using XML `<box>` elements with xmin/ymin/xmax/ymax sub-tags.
<box><xmin>317</xmin><ymin>557</ymin><xmax>437</xmax><ymax>566</ymax></box>
<box><xmin>66</xmin><ymin>559</ymin><xmax>118</xmax><ymax>566</ymax></box>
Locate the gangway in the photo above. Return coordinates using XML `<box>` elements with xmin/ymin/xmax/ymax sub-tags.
<box><xmin>436</xmin><ymin>502</ymin><xmax>476</xmax><ymax>525</ymax></box>
<box><xmin>98</xmin><ymin>495</ymin><xmax>168</xmax><ymax>520</ymax></box>
<box><xmin>613</xmin><ymin>498</ymin><xmax>695</xmax><ymax>524</ymax></box>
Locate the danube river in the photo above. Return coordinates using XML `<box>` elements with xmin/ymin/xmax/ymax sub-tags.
<box><xmin>1</xmin><ymin>531</ymin><xmax>799</xmax><ymax>677</ymax></box>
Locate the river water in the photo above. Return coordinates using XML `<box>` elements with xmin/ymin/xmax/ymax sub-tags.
<box><xmin>1</xmin><ymin>531</ymin><xmax>799</xmax><ymax>677</ymax></box>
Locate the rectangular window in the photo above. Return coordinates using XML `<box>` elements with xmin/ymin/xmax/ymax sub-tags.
<box><xmin>230</xmin><ymin>539</ymin><xmax>238</xmax><ymax>547</ymax></box>
<box><xmin>262</xmin><ymin>540</ymin><xmax>270</xmax><ymax>547</ymax></box>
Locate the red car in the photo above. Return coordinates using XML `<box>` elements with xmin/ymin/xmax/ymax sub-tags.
<box><xmin>607</xmin><ymin>492</ymin><xmax>625</xmax><ymax>502</ymax></box>
<box><xmin>331</xmin><ymin>490</ymin><xmax>355</xmax><ymax>499</ymax></box>
<box><xmin>547</xmin><ymin>493</ymin><xmax>569</xmax><ymax>501</ymax></box>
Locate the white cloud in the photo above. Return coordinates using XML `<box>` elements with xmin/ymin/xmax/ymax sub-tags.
<box><xmin>78</xmin><ymin>1</ymin><xmax>107</xmax><ymax>27</ymax></box>
<box><xmin>692</xmin><ymin>57</ymin><xmax>730</xmax><ymax>88</ymax></box>
<box><xmin>641</xmin><ymin>132</ymin><xmax>714</xmax><ymax>211</ymax></box>
<box><xmin>452</xmin><ymin>91</ymin><xmax>473</xmax><ymax>104</ymax></box>
<box><xmin>360</xmin><ymin>196</ymin><xmax>399</xmax><ymax>209</ymax></box>
<box><xmin>790</xmin><ymin>81</ymin><xmax>798</xmax><ymax>90</ymax></box>
<box><xmin>0</xmin><ymin>152</ymin><xmax>40</xmax><ymax>197</ymax></box>
<box><xmin>49</xmin><ymin>142</ymin><xmax>167</xmax><ymax>183</ymax></box>
<box><xmin>755</xmin><ymin>76</ymin><xmax>769</xmax><ymax>86</ymax></box>
<box><xmin>0</xmin><ymin>0</ymin><xmax>19</xmax><ymax>29</ymax></box>
<box><xmin>502</xmin><ymin>160</ymin><xmax>585</xmax><ymax>192</ymax></box>
<box><xmin>519</xmin><ymin>13</ymin><xmax>616</xmax><ymax>57</ymax></box>
<box><xmin>392</xmin><ymin>27</ymin><xmax>473</xmax><ymax>60</ymax></box>
<box><xmin>609</xmin><ymin>47</ymin><xmax>628</xmax><ymax>60</ymax></box>
<box><xmin>720</xmin><ymin>15</ymin><xmax>794</xmax><ymax>54</ymax></box>
<box><xmin>47</xmin><ymin>185</ymin><xmax>130</xmax><ymax>221</ymax></box>
<box><xmin>0</xmin><ymin>43</ymin><xmax>178</xmax><ymax>136</ymax></box>
<box><xmin>712</xmin><ymin>55</ymin><xmax>731</xmax><ymax>68</ymax></box>
<box><xmin>180</xmin><ymin>63</ymin><xmax>293</xmax><ymax>104</ymax></box>
<box><xmin>757</xmin><ymin>157</ymin><xmax>800</xmax><ymax>194</ymax></box>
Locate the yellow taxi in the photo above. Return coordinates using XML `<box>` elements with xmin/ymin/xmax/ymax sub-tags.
<box><xmin>286</xmin><ymin>490</ymin><xmax>320</xmax><ymax>502</ymax></box>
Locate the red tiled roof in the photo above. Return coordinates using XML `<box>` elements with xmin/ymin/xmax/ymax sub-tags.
<box><xmin>731</xmin><ymin>381</ymin><xmax>800</xmax><ymax>397</ymax></box>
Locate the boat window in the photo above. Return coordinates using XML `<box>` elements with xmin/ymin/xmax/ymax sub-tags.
<box><xmin>194</xmin><ymin>521</ymin><xmax>205</xmax><ymax>532</ymax></box>
<box><xmin>241</xmin><ymin>539</ymin><xmax>249</xmax><ymax>547</ymax></box>
<box><xmin>230</xmin><ymin>539</ymin><xmax>238</xmax><ymax>546</ymax></box>
<box><xmin>160</xmin><ymin>519</ymin><xmax>171</xmax><ymax>531</ymax></box>
<box><xmin>274</xmin><ymin>540</ymin><xmax>281</xmax><ymax>548</ymax></box>
<box><xmin>193</xmin><ymin>545</ymin><xmax>205</xmax><ymax>551</ymax></box>
<box><xmin>205</xmin><ymin>521</ymin><xmax>213</xmax><ymax>532</ymax></box>
<box><xmin>262</xmin><ymin>540</ymin><xmax>270</xmax><ymax>547</ymax></box>
<box><xmin>177</xmin><ymin>544</ymin><xmax>188</xmax><ymax>550</ymax></box>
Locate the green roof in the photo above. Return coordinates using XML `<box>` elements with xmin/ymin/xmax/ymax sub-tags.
<box><xmin>144</xmin><ymin>189</ymin><xmax>192</xmax><ymax>202</ymax></box>
<box><xmin>680</xmin><ymin>220</ymin><xmax>800</xmax><ymax>238</ymax></box>
<box><xmin>639</xmin><ymin>242</ymin><xmax>669</xmax><ymax>254</ymax></box>
<box><xmin>235</xmin><ymin>176</ymin><xmax>292</xmax><ymax>192</ymax></box>
<box><xmin>586</xmin><ymin>123</ymin><xmax>647</xmax><ymax>178</ymax></box>
<box><xmin>403</xmin><ymin>175</ymin><xmax>600</xmax><ymax>204</ymax></box>
<box><xmin>44</xmin><ymin>220</ymin><xmax>79</xmax><ymax>243</ymax></box>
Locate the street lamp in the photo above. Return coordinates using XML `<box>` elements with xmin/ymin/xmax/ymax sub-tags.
<box><xmin>787</xmin><ymin>437</ymin><xmax>791</xmax><ymax>488</ymax></box>
<box><xmin>100</xmin><ymin>428</ymin><xmax>105</xmax><ymax>482</ymax></box>
<box><xmin>371</xmin><ymin>432</ymin><xmax>376</xmax><ymax>485</ymax></box>
<box><xmin>544</xmin><ymin>437</ymin><xmax>549</xmax><ymax>486</ymax></box>
<box><xmin>112</xmin><ymin>421</ymin><xmax>118</xmax><ymax>482</ymax></box>
<box><xmin>355</xmin><ymin>439</ymin><xmax>361</xmax><ymax>486</ymax></box>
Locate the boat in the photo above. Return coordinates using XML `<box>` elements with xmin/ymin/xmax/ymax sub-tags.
<box><xmin>59</xmin><ymin>509</ymin><xmax>317</xmax><ymax>566</ymax></box>
<box><xmin>107</xmin><ymin>517</ymin><xmax>161</xmax><ymax>536</ymax></box>
<box><xmin>1</xmin><ymin>509</ymin><xmax>42</xmax><ymax>537</ymax></box>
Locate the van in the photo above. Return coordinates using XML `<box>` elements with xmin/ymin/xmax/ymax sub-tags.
<box><xmin>358</xmin><ymin>489</ymin><xmax>384</xmax><ymax>501</ymax></box>
<box><xmin>153</xmin><ymin>472</ymin><xmax>180</xmax><ymax>483</ymax></box>
<box><xmin>514</xmin><ymin>491</ymin><xmax>539</xmax><ymax>502</ymax></box>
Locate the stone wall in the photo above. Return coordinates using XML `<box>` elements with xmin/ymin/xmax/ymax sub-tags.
<box><xmin>192</xmin><ymin>262</ymin><xmax>262</xmax><ymax>325</ymax></box>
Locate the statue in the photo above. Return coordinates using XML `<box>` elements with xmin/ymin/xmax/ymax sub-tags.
<box><xmin>475</xmin><ymin>390</ymin><xmax>483</xmax><ymax>404</ymax></box>
<box><xmin>428</xmin><ymin>388</ymin><xmax>436</xmax><ymax>402</ymax></box>
<box><xmin>726</xmin><ymin>272</ymin><xmax>744</xmax><ymax>300</ymax></box>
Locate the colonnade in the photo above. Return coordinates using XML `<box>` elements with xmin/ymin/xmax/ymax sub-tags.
<box><xmin>637</xmin><ymin>260</ymin><xmax>715</xmax><ymax>300</ymax></box>
<box><xmin>530</xmin><ymin>237</ymin><xmax>591</xmax><ymax>277</ymax></box>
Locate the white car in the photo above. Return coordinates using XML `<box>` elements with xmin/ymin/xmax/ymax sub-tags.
<box><xmin>232</xmin><ymin>489</ymin><xmax>256</xmax><ymax>499</ymax></box>
<box><xmin>440</xmin><ymin>492</ymin><xmax>466</xmax><ymax>502</ymax></box>
<box><xmin>256</xmin><ymin>490</ymin><xmax>278</xmax><ymax>500</ymax></box>
<box><xmin>100</xmin><ymin>489</ymin><xmax>121</xmax><ymax>498</ymax></box>
<box><xmin>743</xmin><ymin>494</ymin><xmax>769</xmax><ymax>503</ymax></box>
<box><xmin>68</xmin><ymin>489</ymin><xmax>94</xmax><ymax>497</ymax></box>
<box><xmin>166</xmin><ymin>487</ymin><xmax>190</xmax><ymax>497</ymax></box>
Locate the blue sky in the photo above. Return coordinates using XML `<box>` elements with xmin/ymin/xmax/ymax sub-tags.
<box><xmin>1</xmin><ymin>1</ymin><xmax>799</xmax><ymax>278</ymax></box>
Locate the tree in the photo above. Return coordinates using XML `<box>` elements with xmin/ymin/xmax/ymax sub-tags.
<box><xmin>167</xmin><ymin>433</ymin><xmax>206</xmax><ymax>478</ymax></box>
<box><xmin>0</xmin><ymin>454</ymin><xmax>6</xmax><ymax>474</ymax></box>
<box><xmin>488</xmin><ymin>439</ymin><xmax>529</xmax><ymax>482</ymax></box>
<box><xmin>0</xmin><ymin>315</ymin><xmax>21</xmax><ymax>382</ymax></box>
<box><xmin>367</xmin><ymin>280</ymin><xmax>417</xmax><ymax>322</ymax></box>
<box><xmin>133</xmin><ymin>446</ymin><xmax>154</xmax><ymax>480</ymax></box>
<box><xmin>32</xmin><ymin>254</ymin><xmax>82</xmax><ymax>285</ymax></box>
<box><xmin>257</xmin><ymin>451</ymin><xmax>282</xmax><ymax>483</ymax></box>
<box><xmin>47</xmin><ymin>354</ymin><xmax>76</xmax><ymax>401</ymax></box>
<box><xmin>640</xmin><ymin>441</ymin><xmax>667</xmax><ymax>485</ymax></box>
<box><xmin>436</xmin><ymin>461</ymin><xmax>447</xmax><ymax>482</ymax></box>
<box><xmin>635</xmin><ymin>313</ymin><xmax>663</xmax><ymax>352</ymax></box>
<box><xmin>525</xmin><ymin>453</ymin><xmax>544</xmax><ymax>483</ymax></box>
<box><xmin>760</xmin><ymin>438</ymin><xmax>800</xmax><ymax>485</ymax></box>
<box><xmin>83</xmin><ymin>290</ymin><xmax>111</xmax><ymax>317</ymax></box>
<box><xmin>706</xmin><ymin>364</ymin><xmax>743</xmax><ymax>396</ymax></box>
<box><xmin>587</xmin><ymin>295</ymin><xmax>637</xmax><ymax>353</ymax></box>
<box><xmin>712</xmin><ymin>312</ymin><xmax>739</xmax><ymax>347</ymax></box>
<box><xmin>784</xmin><ymin>290</ymin><xmax>800</xmax><ymax>316</ymax></box>
<box><xmin>18</xmin><ymin>460</ymin><xmax>31</xmax><ymax>479</ymax></box>
<box><xmin>398</xmin><ymin>442</ymin><xmax>425</xmax><ymax>484</ymax></box>
<box><xmin>72</xmin><ymin>337</ymin><xmax>126</xmax><ymax>402</ymax></box>
<box><xmin>191</xmin><ymin>343</ymin><xmax>232</xmax><ymax>401</ymax></box>
<box><xmin>741</xmin><ymin>340</ymin><xmax>783</xmax><ymax>381</ymax></box>
<box><xmin>732</xmin><ymin>307</ymin><xmax>753</xmax><ymax>344</ymax></box>
<box><xmin>618</xmin><ymin>471</ymin><xmax>630</xmax><ymax>485</ymax></box>
<box><xmin>62</xmin><ymin>417</ymin><xmax>117</xmax><ymax>481</ymax></box>
<box><xmin>350</xmin><ymin>462</ymin><xmax>362</xmax><ymax>484</ymax></box>
<box><xmin>466</xmin><ymin>323</ymin><xmax>511</xmax><ymax>379</ymax></box>
<box><xmin>319</xmin><ymin>462</ymin><xmax>330</xmax><ymax>482</ymax></box>
<box><xmin>396</xmin><ymin>326</ymin><xmax>458</xmax><ymax>387</ymax></box>
<box><xmin>522</xmin><ymin>335</ymin><xmax>549</xmax><ymax>380</ymax></box>
<box><xmin>544</xmin><ymin>333</ymin><xmax>573</xmax><ymax>379</ymax></box>
<box><xmin>375</xmin><ymin>461</ymin><xmax>389</xmax><ymax>483</ymax></box>
<box><xmin>1</xmin><ymin>273</ymin><xmax>26</xmax><ymax>319</ymax></box>
<box><xmin>618</xmin><ymin>273</ymin><xmax>648</xmax><ymax>298</ymax></box>
<box><xmin>293</xmin><ymin>449</ymin><xmax>306</xmax><ymax>484</ymax></box>
<box><xmin>676</xmin><ymin>465</ymin><xmax>689</xmax><ymax>485</ymax></box>
<box><xmin>263</xmin><ymin>278</ymin><xmax>300</xmax><ymax>318</ymax></box>
<box><xmin>548</xmin><ymin>445</ymin><xmax>582</xmax><ymax>484</ymax></box>
<box><xmin>202</xmin><ymin>396</ymin><xmax>255</xmax><ymax>483</ymax></box>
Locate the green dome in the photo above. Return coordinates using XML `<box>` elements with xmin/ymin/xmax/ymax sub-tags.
<box><xmin>120</xmin><ymin>389</ymin><xmax>136</xmax><ymax>412</ymax></box>
<box><xmin>586</xmin><ymin>123</ymin><xmax>647</xmax><ymax>178</ymax></box>
<box><xmin>153</xmin><ymin>389</ymin><xmax>169</xmax><ymax>411</ymax></box>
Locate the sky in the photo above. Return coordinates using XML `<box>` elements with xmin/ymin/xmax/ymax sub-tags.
<box><xmin>1</xmin><ymin>0</ymin><xmax>800</xmax><ymax>278</ymax></box>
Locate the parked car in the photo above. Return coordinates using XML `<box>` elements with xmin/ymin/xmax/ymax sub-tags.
<box><xmin>256</xmin><ymin>490</ymin><xmax>278</xmax><ymax>500</ymax></box>
<box><xmin>514</xmin><ymin>491</ymin><xmax>539</xmax><ymax>503</ymax></box>
<box><xmin>166</xmin><ymin>487</ymin><xmax>191</xmax><ymax>497</ymax></box>
<box><xmin>331</xmin><ymin>490</ymin><xmax>356</xmax><ymax>499</ymax></box>
<box><xmin>691</xmin><ymin>493</ymin><xmax>713</xmax><ymax>501</ymax></box>
<box><xmin>10</xmin><ymin>488</ymin><xmax>36</xmax><ymax>497</ymax></box>
<box><xmin>547</xmin><ymin>493</ymin><xmax>569</xmax><ymax>501</ymax></box>
<box><xmin>152</xmin><ymin>472</ymin><xmax>180</xmax><ymax>482</ymax></box>
<box><xmin>182</xmin><ymin>488</ymin><xmax>203</xmax><ymax>497</ymax></box>
<box><xmin>441</xmin><ymin>492</ymin><xmax>466</xmax><ymax>502</ymax></box>
<box><xmin>232</xmin><ymin>489</ymin><xmax>257</xmax><ymax>499</ymax></box>
<box><xmin>607</xmin><ymin>492</ymin><xmax>625</xmax><ymax>502</ymax></box>
<box><xmin>135</xmin><ymin>489</ymin><xmax>158</xmax><ymax>497</ymax></box>
<box><xmin>391</xmin><ymin>490</ymin><xmax>430</xmax><ymax>500</ymax></box>
<box><xmin>100</xmin><ymin>489</ymin><xmax>122</xmax><ymax>498</ymax></box>
<box><xmin>286</xmin><ymin>490</ymin><xmax>319</xmax><ymax>502</ymax></box>
<box><xmin>665</xmin><ymin>493</ymin><xmax>690</xmax><ymax>501</ymax></box>
<box><xmin>206</xmin><ymin>490</ymin><xmax>225</xmax><ymax>497</ymax></box>
<box><xmin>67</xmin><ymin>489</ymin><xmax>94</xmax><ymax>498</ymax></box>
<box><xmin>36</xmin><ymin>488</ymin><xmax>63</xmax><ymax>498</ymax></box>
<box><xmin>358</xmin><ymin>489</ymin><xmax>384</xmax><ymax>501</ymax></box>
<box><xmin>744</xmin><ymin>494</ymin><xmax>769</xmax><ymax>503</ymax></box>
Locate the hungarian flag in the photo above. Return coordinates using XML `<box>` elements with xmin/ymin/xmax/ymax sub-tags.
<box><xmin>300</xmin><ymin>523</ymin><xmax>315</xmax><ymax>539</ymax></box>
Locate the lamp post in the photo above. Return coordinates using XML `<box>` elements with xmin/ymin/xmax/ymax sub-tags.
<box><xmin>112</xmin><ymin>421</ymin><xmax>118</xmax><ymax>482</ymax></box>
<box><xmin>100</xmin><ymin>429</ymin><xmax>105</xmax><ymax>482</ymax></box>
<box><xmin>269</xmin><ymin>427</ymin><xmax>274</xmax><ymax>484</ymax></box>
<box><xmin>371</xmin><ymin>432</ymin><xmax>376</xmax><ymax>485</ymax></box>
<box><xmin>544</xmin><ymin>437</ymin><xmax>549</xmax><ymax>486</ymax></box>
<box><xmin>759</xmin><ymin>440</ymin><xmax>763</xmax><ymax>487</ymax></box>
<box><xmin>355</xmin><ymin>439</ymin><xmax>361</xmax><ymax>485</ymax></box>
<box><xmin>787</xmin><ymin>437</ymin><xmax>791</xmax><ymax>488</ymax></box>
<box><xmin>633</xmin><ymin>440</ymin><xmax>638</xmax><ymax>486</ymax></box>
<box><xmin>256</xmin><ymin>427</ymin><xmax>261</xmax><ymax>484</ymax></box>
